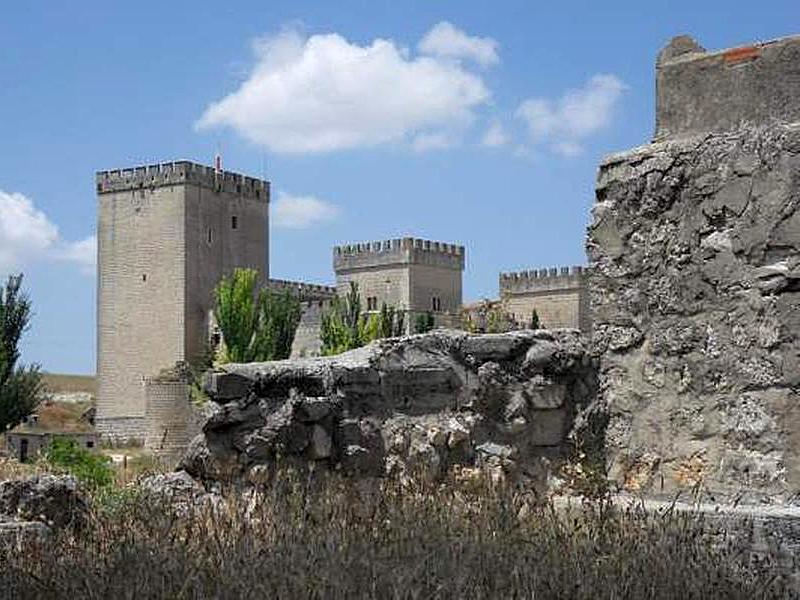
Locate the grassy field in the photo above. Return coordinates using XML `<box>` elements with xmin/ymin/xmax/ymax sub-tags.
<box><xmin>41</xmin><ymin>373</ymin><xmax>96</xmax><ymax>395</ymax></box>
<box><xmin>0</xmin><ymin>472</ymin><xmax>792</xmax><ymax>599</ymax></box>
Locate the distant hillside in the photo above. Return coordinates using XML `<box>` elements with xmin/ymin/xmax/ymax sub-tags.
<box><xmin>41</xmin><ymin>373</ymin><xmax>96</xmax><ymax>395</ymax></box>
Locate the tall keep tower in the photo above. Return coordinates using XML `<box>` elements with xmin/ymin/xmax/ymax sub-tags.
<box><xmin>96</xmin><ymin>161</ymin><xmax>269</xmax><ymax>441</ymax></box>
<box><xmin>333</xmin><ymin>238</ymin><xmax>465</xmax><ymax>329</ymax></box>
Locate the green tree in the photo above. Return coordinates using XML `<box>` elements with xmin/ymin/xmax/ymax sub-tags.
<box><xmin>529</xmin><ymin>309</ymin><xmax>541</xmax><ymax>330</ymax></box>
<box><xmin>0</xmin><ymin>274</ymin><xmax>44</xmax><ymax>434</ymax></box>
<box><xmin>320</xmin><ymin>282</ymin><xmax>362</xmax><ymax>356</ymax></box>
<box><xmin>321</xmin><ymin>283</ymin><xmax>405</xmax><ymax>356</ymax></box>
<box><xmin>252</xmin><ymin>288</ymin><xmax>302</xmax><ymax>361</ymax></box>
<box><xmin>213</xmin><ymin>269</ymin><xmax>301</xmax><ymax>363</ymax></box>
<box><xmin>414</xmin><ymin>312</ymin><xmax>435</xmax><ymax>334</ymax></box>
<box><xmin>214</xmin><ymin>268</ymin><xmax>259</xmax><ymax>363</ymax></box>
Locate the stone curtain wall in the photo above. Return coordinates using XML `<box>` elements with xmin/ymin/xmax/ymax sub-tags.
<box><xmin>588</xmin><ymin>123</ymin><xmax>800</xmax><ymax>500</ymax></box>
<box><xmin>180</xmin><ymin>330</ymin><xmax>596</xmax><ymax>488</ymax></box>
<box><xmin>500</xmin><ymin>267</ymin><xmax>590</xmax><ymax>331</ymax></box>
<box><xmin>290</xmin><ymin>300</ymin><xmax>331</xmax><ymax>358</ymax></box>
<box><xmin>266</xmin><ymin>279</ymin><xmax>337</xmax><ymax>358</ymax></box>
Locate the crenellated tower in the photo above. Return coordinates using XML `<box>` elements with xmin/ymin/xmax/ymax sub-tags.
<box><xmin>333</xmin><ymin>238</ymin><xmax>465</xmax><ymax>329</ymax></box>
<box><xmin>95</xmin><ymin>160</ymin><xmax>269</xmax><ymax>441</ymax></box>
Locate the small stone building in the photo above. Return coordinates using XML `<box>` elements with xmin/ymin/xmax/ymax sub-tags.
<box><xmin>5</xmin><ymin>402</ymin><xmax>99</xmax><ymax>462</ymax></box>
<box><xmin>5</xmin><ymin>431</ymin><xmax>99</xmax><ymax>463</ymax></box>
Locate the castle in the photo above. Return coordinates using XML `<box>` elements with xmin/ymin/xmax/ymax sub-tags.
<box><xmin>95</xmin><ymin>167</ymin><xmax>588</xmax><ymax>447</ymax></box>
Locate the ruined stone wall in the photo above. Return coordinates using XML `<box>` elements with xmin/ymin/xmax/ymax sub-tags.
<box><xmin>500</xmin><ymin>267</ymin><xmax>590</xmax><ymax>332</ymax></box>
<box><xmin>180</xmin><ymin>330</ymin><xmax>596</xmax><ymax>488</ymax></box>
<box><xmin>589</xmin><ymin>121</ymin><xmax>800</xmax><ymax>500</ymax></box>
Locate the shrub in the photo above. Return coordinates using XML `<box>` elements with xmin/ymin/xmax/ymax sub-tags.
<box><xmin>45</xmin><ymin>438</ymin><xmax>114</xmax><ymax>490</ymax></box>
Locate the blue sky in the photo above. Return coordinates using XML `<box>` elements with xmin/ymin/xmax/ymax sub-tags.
<box><xmin>1</xmin><ymin>0</ymin><xmax>797</xmax><ymax>374</ymax></box>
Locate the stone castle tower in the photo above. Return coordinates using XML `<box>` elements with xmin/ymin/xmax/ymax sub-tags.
<box><xmin>333</xmin><ymin>238</ymin><xmax>465</xmax><ymax>329</ymax></box>
<box><xmin>95</xmin><ymin>161</ymin><xmax>269</xmax><ymax>440</ymax></box>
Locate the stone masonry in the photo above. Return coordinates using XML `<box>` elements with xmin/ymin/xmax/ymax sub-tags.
<box><xmin>588</xmin><ymin>34</ymin><xmax>800</xmax><ymax>501</ymax></box>
<box><xmin>655</xmin><ymin>34</ymin><xmax>800</xmax><ymax>141</ymax></box>
<box><xmin>180</xmin><ymin>329</ymin><xmax>596</xmax><ymax>488</ymax></box>
<box><xmin>334</xmin><ymin>238</ymin><xmax>465</xmax><ymax>330</ymax></box>
<box><xmin>499</xmin><ymin>266</ymin><xmax>590</xmax><ymax>332</ymax></box>
<box><xmin>144</xmin><ymin>368</ymin><xmax>205</xmax><ymax>463</ymax></box>
<box><xmin>96</xmin><ymin>161</ymin><xmax>269</xmax><ymax>442</ymax></box>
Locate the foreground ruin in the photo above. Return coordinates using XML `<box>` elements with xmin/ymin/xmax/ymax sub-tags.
<box><xmin>180</xmin><ymin>329</ymin><xmax>596</xmax><ymax>488</ymax></box>
<box><xmin>589</xmin><ymin>34</ymin><xmax>800</xmax><ymax>501</ymax></box>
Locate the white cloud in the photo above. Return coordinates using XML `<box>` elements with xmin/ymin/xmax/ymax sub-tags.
<box><xmin>197</xmin><ymin>26</ymin><xmax>492</xmax><ymax>153</ymax></box>
<box><xmin>481</xmin><ymin>120</ymin><xmax>509</xmax><ymax>147</ymax></box>
<box><xmin>0</xmin><ymin>190</ymin><xmax>95</xmax><ymax>275</ymax></box>
<box><xmin>272</xmin><ymin>192</ymin><xmax>339</xmax><ymax>229</ymax></box>
<box><xmin>516</xmin><ymin>74</ymin><xmax>627</xmax><ymax>156</ymax></box>
<box><xmin>418</xmin><ymin>21</ymin><xmax>499</xmax><ymax>67</ymax></box>
<box><xmin>412</xmin><ymin>131</ymin><xmax>456</xmax><ymax>152</ymax></box>
<box><xmin>56</xmin><ymin>236</ymin><xmax>97</xmax><ymax>275</ymax></box>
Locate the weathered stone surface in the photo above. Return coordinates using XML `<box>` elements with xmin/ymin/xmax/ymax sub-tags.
<box><xmin>655</xmin><ymin>35</ymin><xmax>800</xmax><ymax>141</ymax></box>
<box><xmin>589</xmin><ymin>123</ymin><xmax>800</xmax><ymax>501</ymax></box>
<box><xmin>138</xmin><ymin>471</ymin><xmax>222</xmax><ymax>515</ymax></box>
<box><xmin>0</xmin><ymin>475</ymin><xmax>88</xmax><ymax>529</ymax></box>
<box><xmin>180</xmin><ymin>330</ymin><xmax>596</xmax><ymax>487</ymax></box>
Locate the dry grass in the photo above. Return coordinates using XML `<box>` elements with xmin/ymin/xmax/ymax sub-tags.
<box><xmin>0</xmin><ymin>455</ymin><xmax>50</xmax><ymax>480</ymax></box>
<box><xmin>0</xmin><ymin>471</ymin><xmax>791</xmax><ymax>599</ymax></box>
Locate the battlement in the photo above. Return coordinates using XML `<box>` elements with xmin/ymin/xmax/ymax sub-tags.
<box><xmin>655</xmin><ymin>34</ymin><xmax>800</xmax><ymax>140</ymax></box>
<box><xmin>499</xmin><ymin>265</ymin><xmax>587</xmax><ymax>295</ymax></box>
<box><xmin>333</xmin><ymin>237</ymin><xmax>465</xmax><ymax>272</ymax></box>
<box><xmin>96</xmin><ymin>160</ymin><xmax>269</xmax><ymax>200</ymax></box>
<box><xmin>266</xmin><ymin>278</ymin><xmax>337</xmax><ymax>300</ymax></box>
